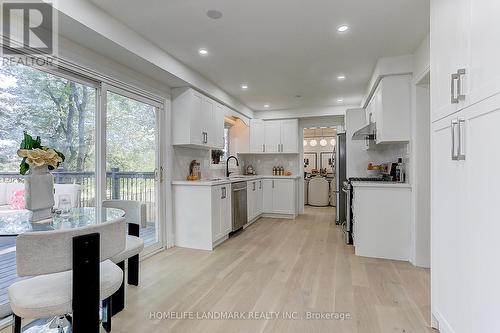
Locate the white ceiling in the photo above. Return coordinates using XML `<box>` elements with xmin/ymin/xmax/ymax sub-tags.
<box><xmin>87</xmin><ymin>0</ymin><xmax>429</xmax><ymax>111</ymax></box>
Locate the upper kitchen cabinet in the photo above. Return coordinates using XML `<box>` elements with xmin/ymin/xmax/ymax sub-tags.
<box><xmin>172</xmin><ymin>87</ymin><xmax>225</xmax><ymax>149</ymax></box>
<box><xmin>249</xmin><ymin>119</ymin><xmax>265</xmax><ymax>153</ymax></box>
<box><xmin>430</xmin><ymin>0</ymin><xmax>470</xmax><ymax>122</ymax></box>
<box><xmin>249</xmin><ymin>119</ymin><xmax>299</xmax><ymax>153</ymax></box>
<box><xmin>280</xmin><ymin>119</ymin><xmax>299</xmax><ymax>153</ymax></box>
<box><xmin>431</xmin><ymin>0</ymin><xmax>500</xmax><ymax>122</ymax></box>
<box><xmin>264</xmin><ymin>120</ymin><xmax>282</xmax><ymax>153</ymax></box>
<box><xmin>365</xmin><ymin>75</ymin><xmax>411</xmax><ymax>144</ymax></box>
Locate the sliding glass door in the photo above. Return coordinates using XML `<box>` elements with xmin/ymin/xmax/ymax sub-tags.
<box><xmin>0</xmin><ymin>62</ymin><xmax>97</xmax><ymax>318</ymax></box>
<box><xmin>105</xmin><ymin>88</ymin><xmax>163</xmax><ymax>254</ymax></box>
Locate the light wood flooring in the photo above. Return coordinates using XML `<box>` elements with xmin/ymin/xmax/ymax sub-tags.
<box><xmin>112</xmin><ymin>207</ymin><xmax>433</xmax><ymax>333</ymax></box>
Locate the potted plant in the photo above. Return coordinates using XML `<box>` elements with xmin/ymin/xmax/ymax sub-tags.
<box><xmin>17</xmin><ymin>132</ymin><xmax>65</xmax><ymax>221</ymax></box>
<box><xmin>211</xmin><ymin>149</ymin><xmax>224</xmax><ymax>165</ymax></box>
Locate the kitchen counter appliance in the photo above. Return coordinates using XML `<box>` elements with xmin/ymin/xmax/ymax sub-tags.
<box><xmin>231</xmin><ymin>181</ymin><xmax>248</xmax><ymax>231</ymax></box>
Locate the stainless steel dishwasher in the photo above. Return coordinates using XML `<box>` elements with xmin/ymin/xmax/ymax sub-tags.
<box><xmin>231</xmin><ymin>182</ymin><xmax>248</xmax><ymax>231</ymax></box>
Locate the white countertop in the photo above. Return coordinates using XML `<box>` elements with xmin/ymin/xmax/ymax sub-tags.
<box><xmin>351</xmin><ymin>181</ymin><xmax>412</xmax><ymax>189</ymax></box>
<box><xmin>172</xmin><ymin>175</ymin><xmax>301</xmax><ymax>186</ymax></box>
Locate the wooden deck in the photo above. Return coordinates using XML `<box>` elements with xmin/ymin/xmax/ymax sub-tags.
<box><xmin>0</xmin><ymin>224</ymin><xmax>157</xmax><ymax>319</ymax></box>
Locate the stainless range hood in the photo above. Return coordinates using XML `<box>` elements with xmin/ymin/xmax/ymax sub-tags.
<box><xmin>352</xmin><ymin>122</ymin><xmax>377</xmax><ymax>140</ymax></box>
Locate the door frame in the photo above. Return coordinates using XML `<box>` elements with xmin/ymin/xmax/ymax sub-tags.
<box><xmin>100</xmin><ymin>83</ymin><xmax>166</xmax><ymax>256</ymax></box>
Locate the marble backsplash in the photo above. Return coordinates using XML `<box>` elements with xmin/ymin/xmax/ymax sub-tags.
<box><xmin>172</xmin><ymin>147</ymin><xmax>301</xmax><ymax>180</ymax></box>
<box><xmin>237</xmin><ymin>154</ymin><xmax>299</xmax><ymax>176</ymax></box>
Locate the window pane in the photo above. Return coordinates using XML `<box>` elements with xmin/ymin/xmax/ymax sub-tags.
<box><xmin>106</xmin><ymin>91</ymin><xmax>158</xmax><ymax>248</ymax></box>
<box><xmin>0</xmin><ymin>62</ymin><xmax>96</xmax><ymax>318</ymax></box>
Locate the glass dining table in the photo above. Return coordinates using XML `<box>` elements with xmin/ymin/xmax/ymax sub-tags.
<box><xmin>0</xmin><ymin>207</ymin><xmax>125</xmax><ymax>236</ymax></box>
<box><xmin>0</xmin><ymin>207</ymin><xmax>125</xmax><ymax>332</ymax></box>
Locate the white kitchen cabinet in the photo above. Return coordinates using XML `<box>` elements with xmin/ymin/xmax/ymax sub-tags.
<box><xmin>431</xmin><ymin>0</ymin><xmax>500</xmax><ymax>122</ymax></box>
<box><xmin>249</xmin><ymin>119</ymin><xmax>265</xmax><ymax>153</ymax></box>
<box><xmin>351</xmin><ymin>184</ymin><xmax>411</xmax><ymax>261</ymax></box>
<box><xmin>280</xmin><ymin>119</ymin><xmax>299</xmax><ymax>153</ymax></box>
<box><xmin>264</xmin><ymin>120</ymin><xmax>282</xmax><ymax>153</ymax></box>
<box><xmin>256</xmin><ymin>179</ymin><xmax>263</xmax><ymax>216</ymax></box>
<box><xmin>262</xmin><ymin>179</ymin><xmax>273</xmax><ymax>213</ymax></box>
<box><xmin>174</xmin><ymin>183</ymin><xmax>231</xmax><ymax>251</ymax></box>
<box><xmin>249</xmin><ymin>119</ymin><xmax>298</xmax><ymax>153</ymax></box>
<box><xmin>430</xmin><ymin>0</ymin><xmax>469</xmax><ymax>122</ymax></box>
<box><xmin>247</xmin><ymin>179</ymin><xmax>263</xmax><ymax>222</ymax></box>
<box><xmin>431</xmin><ymin>94</ymin><xmax>500</xmax><ymax>332</ymax></box>
<box><xmin>172</xmin><ymin>87</ymin><xmax>224</xmax><ymax>149</ymax></box>
<box><xmin>468</xmin><ymin>1</ymin><xmax>500</xmax><ymax>107</ymax></box>
<box><xmin>213</xmin><ymin>103</ymin><xmax>225</xmax><ymax>149</ymax></box>
<box><xmin>262</xmin><ymin>178</ymin><xmax>296</xmax><ymax>216</ymax></box>
<box><xmin>247</xmin><ymin>181</ymin><xmax>255</xmax><ymax>221</ymax></box>
<box><xmin>373</xmin><ymin>75</ymin><xmax>411</xmax><ymax>144</ymax></box>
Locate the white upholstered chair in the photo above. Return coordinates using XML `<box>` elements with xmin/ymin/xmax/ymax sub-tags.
<box><xmin>8</xmin><ymin>216</ymin><xmax>126</xmax><ymax>333</ymax></box>
<box><xmin>102</xmin><ymin>200</ymin><xmax>145</xmax><ymax>315</ymax></box>
<box><xmin>308</xmin><ymin>177</ymin><xmax>330</xmax><ymax>207</ymax></box>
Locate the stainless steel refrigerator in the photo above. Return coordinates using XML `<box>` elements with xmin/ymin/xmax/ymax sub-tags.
<box><xmin>335</xmin><ymin>133</ymin><xmax>346</xmax><ymax>225</ymax></box>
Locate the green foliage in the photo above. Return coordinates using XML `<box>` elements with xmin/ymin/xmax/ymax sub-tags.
<box><xmin>0</xmin><ymin>63</ymin><xmax>157</xmax><ymax>174</ymax></box>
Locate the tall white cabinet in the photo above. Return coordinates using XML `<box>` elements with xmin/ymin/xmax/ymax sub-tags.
<box><xmin>431</xmin><ymin>1</ymin><xmax>500</xmax><ymax>331</ymax></box>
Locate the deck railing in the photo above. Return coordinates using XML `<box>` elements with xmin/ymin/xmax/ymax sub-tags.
<box><xmin>0</xmin><ymin>168</ymin><xmax>156</xmax><ymax>222</ymax></box>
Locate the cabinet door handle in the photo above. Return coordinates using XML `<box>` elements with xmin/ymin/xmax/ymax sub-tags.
<box><xmin>263</xmin><ymin>144</ymin><xmax>265</xmax><ymax>152</ymax></box>
<box><xmin>272</xmin><ymin>180</ymin><xmax>275</xmax><ymax>188</ymax></box>
<box><xmin>451</xmin><ymin>119</ymin><xmax>458</xmax><ymax>160</ymax></box>
<box><xmin>457</xmin><ymin>69</ymin><xmax>466</xmax><ymax>102</ymax></box>
<box><xmin>451</xmin><ymin>73</ymin><xmax>459</xmax><ymax>104</ymax></box>
<box><xmin>221</xmin><ymin>187</ymin><xmax>226</xmax><ymax>199</ymax></box>
<box><xmin>259</xmin><ymin>181</ymin><xmax>262</xmax><ymax>190</ymax></box>
<box><xmin>253</xmin><ymin>182</ymin><xmax>256</xmax><ymax>191</ymax></box>
<box><xmin>457</xmin><ymin>117</ymin><xmax>466</xmax><ymax>160</ymax></box>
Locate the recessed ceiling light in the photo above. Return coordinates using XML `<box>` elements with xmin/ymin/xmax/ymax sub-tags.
<box><xmin>264</xmin><ymin>104</ymin><xmax>270</xmax><ymax>108</ymax></box>
<box><xmin>337</xmin><ymin>98</ymin><xmax>344</xmax><ymax>102</ymax></box>
<box><xmin>198</xmin><ymin>48</ymin><xmax>209</xmax><ymax>56</ymax></box>
<box><xmin>337</xmin><ymin>25</ymin><xmax>349</xmax><ymax>32</ymax></box>
<box><xmin>207</xmin><ymin>10</ymin><xmax>223</xmax><ymax>19</ymax></box>
<box><xmin>337</xmin><ymin>75</ymin><xmax>346</xmax><ymax>80</ymax></box>
<box><xmin>241</xmin><ymin>84</ymin><xmax>248</xmax><ymax>90</ymax></box>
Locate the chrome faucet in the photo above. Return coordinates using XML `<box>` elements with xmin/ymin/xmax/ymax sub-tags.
<box><xmin>226</xmin><ymin>155</ymin><xmax>239</xmax><ymax>177</ymax></box>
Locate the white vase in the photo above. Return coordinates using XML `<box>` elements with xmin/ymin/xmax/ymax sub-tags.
<box><xmin>25</xmin><ymin>165</ymin><xmax>55</xmax><ymax>221</ymax></box>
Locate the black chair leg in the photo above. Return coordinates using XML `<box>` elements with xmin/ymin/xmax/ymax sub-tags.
<box><xmin>128</xmin><ymin>254</ymin><xmax>139</xmax><ymax>286</ymax></box>
<box><xmin>102</xmin><ymin>297</ymin><xmax>112</xmax><ymax>333</ymax></box>
<box><xmin>13</xmin><ymin>315</ymin><xmax>21</xmax><ymax>333</ymax></box>
<box><xmin>111</xmin><ymin>260</ymin><xmax>125</xmax><ymax>316</ymax></box>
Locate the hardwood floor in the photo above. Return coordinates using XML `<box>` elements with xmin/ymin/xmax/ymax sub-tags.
<box><xmin>112</xmin><ymin>207</ymin><xmax>433</xmax><ymax>333</ymax></box>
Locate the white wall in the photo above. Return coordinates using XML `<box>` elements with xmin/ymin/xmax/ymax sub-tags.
<box><xmin>345</xmin><ymin>109</ymin><xmax>408</xmax><ymax>178</ymax></box>
<box><xmin>51</xmin><ymin>0</ymin><xmax>254</xmax><ymax>119</ymax></box>
<box><xmin>255</xmin><ymin>106</ymin><xmax>350</xmax><ymax>120</ymax></box>
<box><xmin>409</xmin><ymin>34</ymin><xmax>431</xmax><ymax>268</ymax></box>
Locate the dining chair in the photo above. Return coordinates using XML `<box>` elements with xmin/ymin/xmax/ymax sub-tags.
<box><xmin>102</xmin><ymin>200</ymin><xmax>146</xmax><ymax>315</ymax></box>
<box><xmin>8</xmin><ymin>216</ymin><xmax>126</xmax><ymax>333</ymax></box>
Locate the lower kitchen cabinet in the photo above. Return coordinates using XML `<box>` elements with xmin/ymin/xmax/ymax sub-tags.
<box><xmin>351</xmin><ymin>184</ymin><xmax>411</xmax><ymax>261</ymax></box>
<box><xmin>262</xmin><ymin>178</ymin><xmax>297</xmax><ymax>217</ymax></box>
<box><xmin>247</xmin><ymin>179</ymin><xmax>263</xmax><ymax>223</ymax></box>
<box><xmin>173</xmin><ymin>184</ymin><xmax>231</xmax><ymax>251</ymax></box>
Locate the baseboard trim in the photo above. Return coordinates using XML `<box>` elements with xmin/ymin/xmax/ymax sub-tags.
<box><xmin>432</xmin><ymin>309</ymin><xmax>456</xmax><ymax>333</ymax></box>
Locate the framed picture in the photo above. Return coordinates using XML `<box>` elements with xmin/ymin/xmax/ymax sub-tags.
<box><xmin>320</xmin><ymin>152</ymin><xmax>334</xmax><ymax>174</ymax></box>
<box><xmin>303</xmin><ymin>152</ymin><xmax>317</xmax><ymax>173</ymax></box>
